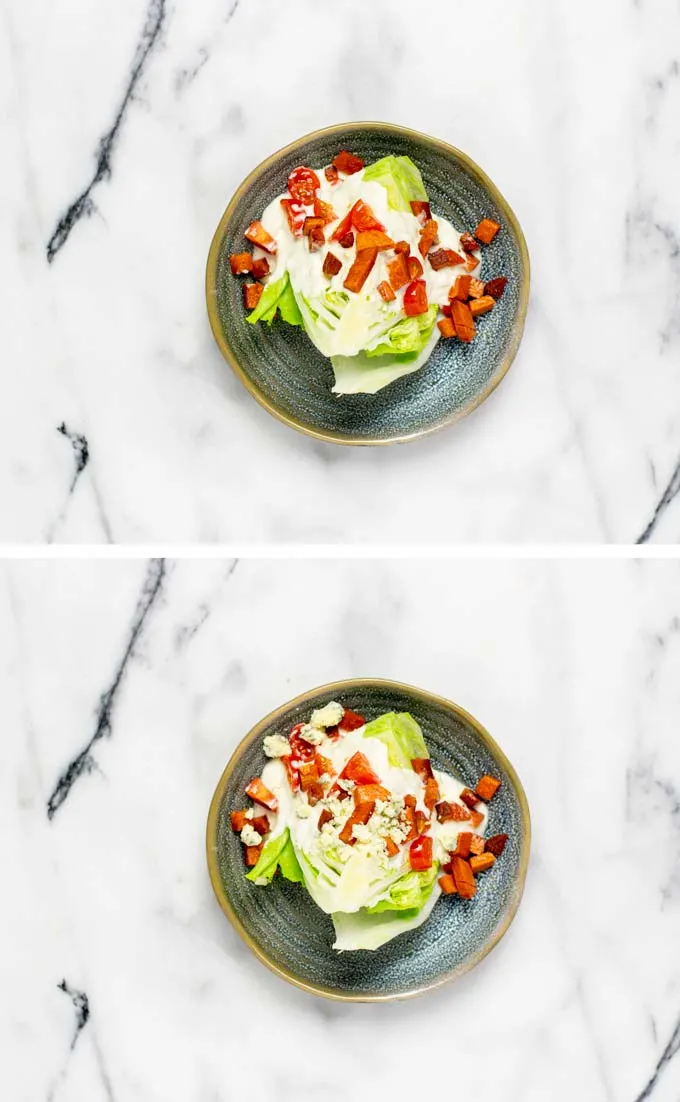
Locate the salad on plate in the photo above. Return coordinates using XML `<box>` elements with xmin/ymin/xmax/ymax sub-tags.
<box><xmin>228</xmin><ymin>149</ymin><xmax>509</xmax><ymax>395</ymax></box>
<box><xmin>230</xmin><ymin>701</ymin><xmax>509</xmax><ymax>951</ymax></box>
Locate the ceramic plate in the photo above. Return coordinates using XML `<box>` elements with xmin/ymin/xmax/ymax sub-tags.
<box><xmin>206</xmin><ymin>678</ymin><xmax>531</xmax><ymax>1001</ymax></box>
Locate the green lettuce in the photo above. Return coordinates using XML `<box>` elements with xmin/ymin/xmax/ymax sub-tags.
<box><xmin>246</xmin><ymin>828</ymin><xmax>303</xmax><ymax>885</ymax></box>
<box><xmin>331</xmin><ymin>875</ymin><xmax>441</xmax><ymax>951</ymax></box>
<box><xmin>367</xmin><ymin>864</ymin><xmax>438</xmax><ymax>914</ymax></box>
<box><xmin>362</xmin><ymin>155</ymin><xmax>429</xmax><ymax>212</ymax></box>
<box><xmin>365</xmin><ymin>306</ymin><xmax>438</xmax><ymax>359</ymax></box>
<box><xmin>362</xmin><ymin>712</ymin><xmax>428</xmax><ymax>770</ymax></box>
<box><xmin>331</xmin><ymin>321</ymin><xmax>440</xmax><ymax>395</ymax></box>
<box><xmin>245</xmin><ymin>272</ymin><xmax>303</xmax><ymax>327</ymax></box>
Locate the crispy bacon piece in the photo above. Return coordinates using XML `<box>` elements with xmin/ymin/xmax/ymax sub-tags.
<box><xmin>474</xmin><ymin>218</ymin><xmax>501</xmax><ymax>245</ymax></box>
<box><xmin>418</xmin><ymin>218</ymin><xmax>439</xmax><ymax>256</ymax></box>
<box><xmin>280</xmin><ymin>198</ymin><xmax>306</xmax><ymax>237</ymax></box>
<box><xmin>469</xmin><ymin>834</ymin><xmax>485</xmax><ymax>856</ymax></box>
<box><xmin>450</xmin><ymin>300</ymin><xmax>476</xmax><ymax>343</ymax></box>
<box><xmin>318</xmin><ymin>807</ymin><xmax>333</xmax><ymax>830</ymax></box>
<box><xmin>251</xmin><ymin>815</ymin><xmax>271</xmax><ymax>836</ymax></box>
<box><xmin>351</xmin><ymin>199</ymin><xmax>385</xmax><ymax>232</ymax></box>
<box><xmin>485</xmin><ymin>276</ymin><xmax>508</xmax><ymax>300</ymax></box>
<box><xmin>485</xmin><ymin>833</ymin><xmax>509</xmax><ymax>857</ymax></box>
<box><xmin>303</xmin><ymin>216</ymin><xmax>325</xmax><ymax>238</ymax></box>
<box><xmin>402</xmin><ymin>794</ymin><xmax>418</xmax><ymax>842</ymax></box>
<box><xmin>437</xmin><ymin>317</ymin><xmax>456</xmax><ymax>339</ymax></box>
<box><xmin>470</xmin><ymin>852</ymin><xmax>496</xmax><ymax>874</ymax></box>
<box><xmin>464</xmin><ymin>253</ymin><xmax>480</xmax><ymax>273</ymax></box>
<box><xmin>251</xmin><ymin>257</ymin><xmax>270</xmax><ymax>279</ymax></box>
<box><xmin>387</xmin><ymin>252</ymin><xmax>410</xmax><ymax>291</ymax></box>
<box><xmin>287</xmin><ymin>166</ymin><xmax>320</xmax><ymax>205</ymax></box>
<box><xmin>245</xmin><ymin>777</ymin><xmax>278</xmax><ymax>812</ymax></box>
<box><xmin>229</xmin><ymin>252</ymin><xmax>253</xmax><ymax>275</ymax></box>
<box><xmin>453</xmin><ymin>831</ymin><xmax>472</xmax><ymax>858</ymax></box>
<box><xmin>408</xmin><ymin>255</ymin><xmax>424</xmax><ymax>280</ymax></box>
<box><xmin>384</xmin><ymin>836</ymin><xmax>400</xmax><ymax>858</ymax></box>
<box><xmin>452</xmin><ymin>856</ymin><xmax>476</xmax><ymax>899</ymax></box>
<box><xmin>459</xmin><ymin>232</ymin><xmax>478</xmax><ymax>254</ymax></box>
<box><xmin>354</xmin><ymin>783</ymin><xmax>391</xmax><ymax>806</ymax></box>
<box><xmin>299</xmin><ymin>761</ymin><xmax>324</xmax><ymax>805</ymax></box>
<box><xmin>450</xmin><ymin>802</ymin><xmax>471</xmax><ymax>822</ymax></box>
<box><xmin>314</xmin><ymin>198</ymin><xmax>337</xmax><ymax>225</ymax></box>
<box><xmin>403</xmin><ymin>279</ymin><xmax>428</xmax><ymax>316</ymax></box>
<box><xmin>244</xmin><ymin>844</ymin><xmax>263</xmax><ymax>867</ymax></box>
<box><xmin>315</xmin><ymin>753</ymin><xmax>335</xmax><ymax>778</ymax></box>
<box><xmin>460</xmin><ymin>787</ymin><xmax>480</xmax><ymax>809</ymax></box>
<box><xmin>245</xmin><ymin>220</ymin><xmax>277</xmax><ymax>254</ymax></box>
<box><xmin>410</xmin><ymin>200</ymin><xmax>432</xmax><ymax>221</ymax></box>
<box><xmin>339</xmin><ymin>799</ymin><xmax>376</xmax><ymax>845</ymax></box>
<box><xmin>411</xmin><ymin>758</ymin><xmax>434</xmax><ymax>782</ymax></box>
<box><xmin>468</xmin><ymin>277</ymin><xmax>485</xmax><ymax>299</ymax></box>
<box><xmin>343</xmin><ymin>247</ymin><xmax>378</xmax><ymax>293</ymax></box>
<box><xmin>230</xmin><ymin>810</ymin><xmax>249</xmax><ymax>832</ymax></box>
<box><xmin>409</xmin><ymin>834</ymin><xmax>433</xmax><ymax>871</ymax></box>
<box><xmin>424</xmin><ymin>777</ymin><xmax>440</xmax><ymax>812</ymax></box>
<box><xmin>338</xmin><ymin>230</ymin><xmax>354</xmax><ymax>249</ymax></box>
<box><xmin>470</xmin><ymin>296</ymin><xmax>495</xmax><ymax>318</ymax></box>
<box><xmin>378</xmin><ymin>280</ymin><xmax>396</xmax><ymax>302</ymax></box>
<box><xmin>333</xmin><ymin>150</ymin><xmax>364</xmax><ymax>175</ymax></box>
<box><xmin>469</xmin><ymin>809</ymin><xmax>484</xmax><ymax>829</ymax></box>
<box><xmin>324</xmin><ymin>164</ymin><xmax>339</xmax><ymax>185</ymax></box>
<box><xmin>475</xmin><ymin>775</ymin><xmax>501</xmax><ymax>801</ymax></box>
<box><xmin>322</xmin><ymin>251</ymin><xmax>343</xmax><ymax>278</ymax></box>
<box><xmin>243</xmin><ymin>283</ymin><xmax>263</xmax><ymax>310</ymax></box>
<box><xmin>340</xmin><ymin>710</ymin><xmax>366</xmax><ymax>731</ymax></box>
<box><xmin>450</xmin><ymin>275</ymin><xmax>471</xmax><ymax>301</ymax></box>
<box><xmin>356</xmin><ymin>230</ymin><xmax>394</xmax><ymax>251</ymax></box>
<box><xmin>438</xmin><ymin>873</ymin><xmax>457</xmax><ymax>895</ymax></box>
<box><xmin>415</xmin><ymin>810</ymin><xmax>428</xmax><ymax>835</ymax></box>
<box><xmin>435</xmin><ymin>800</ymin><xmax>455</xmax><ymax>821</ymax></box>
<box><xmin>428</xmin><ymin>248</ymin><xmax>464</xmax><ymax>270</ymax></box>
<box><xmin>394</xmin><ymin>240</ymin><xmax>410</xmax><ymax>254</ymax></box>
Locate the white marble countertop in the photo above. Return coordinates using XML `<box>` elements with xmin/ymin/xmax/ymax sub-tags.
<box><xmin>2</xmin><ymin>557</ymin><xmax>680</xmax><ymax>1099</ymax></box>
<box><xmin>2</xmin><ymin>0</ymin><xmax>680</xmax><ymax>543</ymax></box>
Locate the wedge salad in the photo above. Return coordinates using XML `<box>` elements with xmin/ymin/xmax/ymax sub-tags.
<box><xmin>230</xmin><ymin>701</ymin><xmax>509</xmax><ymax>951</ymax></box>
<box><xmin>228</xmin><ymin>149</ymin><xmax>509</xmax><ymax>395</ymax></box>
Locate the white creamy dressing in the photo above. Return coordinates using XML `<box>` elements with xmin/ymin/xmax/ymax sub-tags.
<box><xmin>257</xmin><ymin>167</ymin><xmax>476</xmax><ymax>359</ymax></box>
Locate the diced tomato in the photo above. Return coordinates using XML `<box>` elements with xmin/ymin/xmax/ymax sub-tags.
<box><xmin>350</xmin><ymin>199</ymin><xmax>385</xmax><ymax>233</ymax></box>
<box><xmin>287</xmin><ymin>166</ymin><xmax>320</xmax><ymax>205</ymax></box>
<box><xmin>230</xmin><ymin>810</ymin><xmax>249</xmax><ymax>832</ymax></box>
<box><xmin>339</xmin><ymin>709</ymin><xmax>366</xmax><ymax>731</ymax></box>
<box><xmin>244</xmin><ymin>221</ymin><xmax>277</xmax><ymax>254</ymax></box>
<box><xmin>409</xmin><ymin>834</ymin><xmax>433</xmax><ymax>871</ymax></box>
<box><xmin>403</xmin><ymin>280</ymin><xmax>428</xmax><ymax>316</ymax></box>
<box><xmin>407</xmin><ymin>255</ymin><xmax>423</xmax><ymax>280</ymax></box>
<box><xmin>440</xmin><ymin>303</ymin><xmax>452</xmax><ymax>318</ymax></box>
<box><xmin>353</xmin><ymin>783</ymin><xmax>391</xmax><ymax>806</ymax></box>
<box><xmin>331</xmin><ymin>207</ymin><xmax>355</xmax><ymax>242</ymax></box>
<box><xmin>315</xmin><ymin>753</ymin><xmax>335</xmax><ymax>778</ymax></box>
<box><xmin>333</xmin><ymin>150</ymin><xmax>364</xmax><ymax>175</ymax></box>
<box><xmin>251</xmin><ymin>815</ymin><xmax>271</xmax><ymax>836</ymax></box>
<box><xmin>282</xmin><ymin>755</ymin><xmax>300</xmax><ymax>792</ymax></box>
<box><xmin>313</xmin><ymin>198</ymin><xmax>337</xmax><ymax>224</ymax></box>
<box><xmin>415</xmin><ymin>810</ymin><xmax>428</xmax><ymax>835</ymax></box>
<box><xmin>280</xmin><ymin>198</ymin><xmax>307</xmax><ymax>237</ymax></box>
<box><xmin>410</xmin><ymin>200</ymin><xmax>432</xmax><ymax>221</ymax></box>
<box><xmin>338</xmin><ymin>799</ymin><xmax>375</xmax><ymax>845</ymax></box>
<box><xmin>411</xmin><ymin>757</ymin><xmax>434</xmax><ymax>782</ymax></box>
<box><xmin>245</xmin><ymin>778</ymin><xmax>278</xmax><ymax>811</ymax></box>
<box><xmin>340</xmin><ymin>751</ymin><xmax>380</xmax><ymax>785</ymax></box>
<box><xmin>289</xmin><ymin>732</ymin><xmax>316</xmax><ymax>762</ymax></box>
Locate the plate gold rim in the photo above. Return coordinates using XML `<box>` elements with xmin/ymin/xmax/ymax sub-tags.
<box><xmin>206</xmin><ymin>676</ymin><xmax>532</xmax><ymax>1001</ymax></box>
<box><xmin>205</xmin><ymin>121</ymin><xmax>531</xmax><ymax>446</ymax></box>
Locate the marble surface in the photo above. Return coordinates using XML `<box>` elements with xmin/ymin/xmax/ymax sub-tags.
<box><xmin>2</xmin><ymin>556</ymin><xmax>680</xmax><ymax>1100</ymax></box>
<box><xmin>2</xmin><ymin>0</ymin><xmax>680</xmax><ymax>543</ymax></box>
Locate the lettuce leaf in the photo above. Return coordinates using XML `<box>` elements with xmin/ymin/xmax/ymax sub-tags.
<box><xmin>332</xmin><ymin>877</ymin><xmax>441</xmax><ymax>951</ymax></box>
<box><xmin>245</xmin><ymin>272</ymin><xmax>303</xmax><ymax>327</ymax></box>
<box><xmin>367</xmin><ymin>864</ymin><xmax>438</xmax><ymax>914</ymax></box>
<box><xmin>365</xmin><ymin>305</ymin><xmax>438</xmax><ymax>358</ymax></box>
<box><xmin>362</xmin><ymin>155</ymin><xmax>429</xmax><ymax>212</ymax></box>
<box><xmin>362</xmin><ymin>712</ymin><xmax>428</xmax><ymax>770</ymax></box>
<box><xmin>246</xmin><ymin>828</ymin><xmax>303</xmax><ymax>885</ymax></box>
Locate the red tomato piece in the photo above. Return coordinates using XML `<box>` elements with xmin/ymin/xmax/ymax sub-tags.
<box><xmin>331</xmin><ymin>207</ymin><xmax>355</xmax><ymax>242</ymax></box>
<box><xmin>340</xmin><ymin>751</ymin><xmax>381</xmax><ymax>785</ymax></box>
<box><xmin>333</xmin><ymin>150</ymin><xmax>364</xmax><ymax>175</ymax></box>
<box><xmin>409</xmin><ymin>834</ymin><xmax>433</xmax><ymax>871</ymax></box>
<box><xmin>289</xmin><ymin>732</ymin><xmax>316</xmax><ymax>762</ymax></box>
<box><xmin>350</xmin><ymin>199</ymin><xmax>385</xmax><ymax>233</ymax></box>
<box><xmin>287</xmin><ymin>166</ymin><xmax>320</xmax><ymax>205</ymax></box>
<box><xmin>403</xmin><ymin>279</ymin><xmax>428</xmax><ymax>316</ymax></box>
<box><xmin>280</xmin><ymin>198</ymin><xmax>307</xmax><ymax>237</ymax></box>
<box><xmin>340</xmin><ymin>709</ymin><xmax>366</xmax><ymax>731</ymax></box>
<box><xmin>313</xmin><ymin>198</ymin><xmax>337</xmax><ymax>225</ymax></box>
<box><xmin>282</xmin><ymin>756</ymin><xmax>300</xmax><ymax>791</ymax></box>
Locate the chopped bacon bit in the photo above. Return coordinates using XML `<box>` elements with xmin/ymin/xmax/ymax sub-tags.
<box><xmin>251</xmin><ymin>257</ymin><xmax>270</xmax><ymax>279</ymax></box>
<box><xmin>485</xmin><ymin>833</ymin><xmax>509</xmax><ymax>856</ymax></box>
<box><xmin>428</xmin><ymin>248</ymin><xmax>464</xmax><ymax>271</ymax></box>
<box><xmin>385</xmin><ymin>836</ymin><xmax>400</xmax><ymax>858</ymax></box>
<box><xmin>287</xmin><ymin>166</ymin><xmax>320</xmax><ymax>205</ymax></box>
<box><xmin>333</xmin><ymin>150</ymin><xmax>364</xmax><ymax>175</ymax></box>
<box><xmin>469</xmin><ymin>809</ymin><xmax>484</xmax><ymax>829</ymax></box>
<box><xmin>315</xmin><ymin>753</ymin><xmax>335</xmax><ymax>777</ymax></box>
<box><xmin>440</xmin><ymin>303</ymin><xmax>452</xmax><ymax>318</ymax></box>
<box><xmin>424</xmin><ymin>777</ymin><xmax>440</xmax><ymax>812</ymax></box>
<box><xmin>354</xmin><ymin>783</ymin><xmax>391</xmax><ymax>806</ymax></box>
<box><xmin>340</xmin><ymin>710</ymin><xmax>366</xmax><ymax>731</ymax></box>
<box><xmin>387</xmin><ymin>253</ymin><xmax>410</xmax><ymax>291</ymax></box>
<box><xmin>470</xmin><ymin>296</ymin><xmax>495</xmax><ymax>317</ymax></box>
<box><xmin>415</xmin><ymin>810</ymin><xmax>428</xmax><ymax>835</ymax></box>
<box><xmin>485</xmin><ymin>276</ymin><xmax>508</xmax><ymax>300</ymax></box>
<box><xmin>470</xmin><ymin>852</ymin><xmax>496</xmax><ymax>874</ymax></box>
<box><xmin>410</xmin><ymin>200</ymin><xmax>432</xmax><ymax>221</ymax></box>
<box><xmin>475</xmin><ymin>775</ymin><xmax>502</xmax><ymax>801</ymax></box>
<box><xmin>411</xmin><ymin>758</ymin><xmax>434</xmax><ymax>782</ymax></box>
<box><xmin>403</xmin><ymin>279</ymin><xmax>428</xmax><ymax>316</ymax></box>
<box><xmin>438</xmin><ymin>873</ymin><xmax>457</xmax><ymax>895</ymax></box>
<box><xmin>435</xmin><ymin>800</ymin><xmax>455</xmax><ymax>822</ymax></box>
<box><xmin>314</xmin><ymin>198</ymin><xmax>337</xmax><ymax>225</ymax></box>
<box><xmin>459</xmin><ymin>232</ymin><xmax>478</xmax><ymax>254</ymax></box>
<box><xmin>394</xmin><ymin>240</ymin><xmax>411</xmax><ymax>254</ymax></box>
<box><xmin>338</xmin><ymin>230</ymin><xmax>354</xmax><ymax>249</ymax></box>
<box><xmin>468</xmin><ymin>278</ymin><xmax>485</xmax><ymax>299</ymax></box>
<box><xmin>437</xmin><ymin>317</ymin><xmax>456</xmax><ymax>339</ymax></box>
<box><xmin>402</xmin><ymin>794</ymin><xmax>418</xmax><ymax>842</ymax></box>
<box><xmin>452</xmin><ymin>857</ymin><xmax>476</xmax><ymax>898</ymax></box>
<box><xmin>230</xmin><ymin>810</ymin><xmax>249</xmax><ymax>832</ymax></box>
<box><xmin>322</xmin><ymin>251</ymin><xmax>343</xmax><ymax>277</ymax></box>
<box><xmin>469</xmin><ymin>834</ymin><xmax>485</xmax><ymax>856</ymax></box>
<box><xmin>251</xmin><ymin>815</ymin><xmax>271</xmax><ymax>836</ymax></box>
<box><xmin>464</xmin><ymin>253</ymin><xmax>480</xmax><ymax>273</ymax></box>
<box><xmin>474</xmin><ymin>218</ymin><xmax>501</xmax><ymax>245</ymax></box>
<box><xmin>350</xmin><ymin>199</ymin><xmax>385</xmax><ymax>232</ymax></box>
<box><xmin>453</xmin><ymin>831</ymin><xmax>472</xmax><ymax>858</ymax></box>
<box><xmin>229</xmin><ymin>252</ymin><xmax>253</xmax><ymax>275</ymax></box>
<box><xmin>418</xmin><ymin>218</ymin><xmax>439</xmax><ymax>256</ymax></box>
<box><xmin>356</xmin><ymin>230</ymin><xmax>394</xmax><ymax>251</ymax></box>
<box><xmin>243</xmin><ymin>283</ymin><xmax>263</xmax><ymax>310</ymax></box>
<box><xmin>245</xmin><ymin>220</ymin><xmax>277</xmax><ymax>254</ymax></box>
<box><xmin>409</xmin><ymin>834</ymin><xmax>433</xmax><ymax>871</ymax></box>
<box><xmin>343</xmin><ymin>247</ymin><xmax>378</xmax><ymax>293</ymax></box>
<box><xmin>339</xmin><ymin>799</ymin><xmax>376</xmax><ymax>845</ymax></box>
<box><xmin>324</xmin><ymin>164</ymin><xmax>339</xmax><ymax>185</ymax></box>
<box><xmin>450</xmin><ymin>300</ymin><xmax>476</xmax><ymax>343</ymax></box>
<box><xmin>450</xmin><ymin>802</ymin><xmax>471</xmax><ymax>822</ymax></box>
<box><xmin>244</xmin><ymin>844</ymin><xmax>263</xmax><ymax>867</ymax></box>
<box><xmin>299</xmin><ymin>761</ymin><xmax>323</xmax><ymax>805</ymax></box>
<box><xmin>309</xmin><ymin>227</ymin><xmax>325</xmax><ymax>252</ymax></box>
<box><xmin>408</xmin><ymin>255</ymin><xmax>424</xmax><ymax>280</ymax></box>
<box><xmin>340</xmin><ymin>751</ymin><xmax>381</xmax><ymax>785</ymax></box>
<box><xmin>450</xmin><ymin>275</ymin><xmax>471</xmax><ymax>301</ymax></box>
<box><xmin>245</xmin><ymin>777</ymin><xmax>278</xmax><ymax>812</ymax></box>
<box><xmin>460</xmin><ymin>787</ymin><xmax>480</xmax><ymax>809</ymax></box>
<box><xmin>378</xmin><ymin>280</ymin><xmax>396</xmax><ymax>302</ymax></box>
<box><xmin>318</xmin><ymin>807</ymin><xmax>333</xmax><ymax>830</ymax></box>
<box><xmin>303</xmin><ymin>216</ymin><xmax>325</xmax><ymax>238</ymax></box>
<box><xmin>280</xmin><ymin>198</ymin><xmax>306</xmax><ymax>237</ymax></box>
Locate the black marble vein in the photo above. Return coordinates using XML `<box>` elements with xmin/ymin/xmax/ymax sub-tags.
<box><xmin>57</xmin><ymin>980</ymin><xmax>90</xmax><ymax>1050</ymax></box>
<box><xmin>46</xmin><ymin>559</ymin><xmax>166</xmax><ymax>819</ymax></box>
<box><xmin>174</xmin><ymin>0</ymin><xmax>241</xmax><ymax>95</ymax></box>
<box><xmin>174</xmin><ymin>559</ymin><xmax>238</xmax><ymax>649</ymax></box>
<box><xmin>637</xmin><ymin>455</ymin><xmax>680</xmax><ymax>543</ymax></box>
<box><xmin>46</xmin><ymin>0</ymin><xmax>166</xmax><ymax>262</ymax></box>
<box><xmin>57</xmin><ymin>422</ymin><xmax>89</xmax><ymax>494</ymax></box>
<box><xmin>633</xmin><ymin>1013</ymin><xmax>680</xmax><ymax>1101</ymax></box>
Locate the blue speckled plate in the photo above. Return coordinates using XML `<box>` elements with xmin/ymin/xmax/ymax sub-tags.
<box><xmin>206</xmin><ymin>679</ymin><xmax>531</xmax><ymax>1001</ymax></box>
<box><xmin>206</xmin><ymin>123</ymin><xmax>529</xmax><ymax>445</ymax></box>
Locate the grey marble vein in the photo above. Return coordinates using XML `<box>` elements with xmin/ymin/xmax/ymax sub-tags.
<box><xmin>637</xmin><ymin>455</ymin><xmax>680</xmax><ymax>543</ymax></box>
<box><xmin>633</xmin><ymin>1013</ymin><xmax>680</xmax><ymax>1101</ymax></box>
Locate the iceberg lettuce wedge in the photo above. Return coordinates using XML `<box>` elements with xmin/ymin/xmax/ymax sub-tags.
<box><xmin>362</xmin><ymin>155</ymin><xmax>429</xmax><ymax>212</ymax></box>
<box><xmin>332</xmin><ymin>878</ymin><xmax>441</xmax><ymax>951</ymax></box>
<box><xmin>361</xmin><ymin>711</ymin><xmax>429</xmax><ymax>770</ymax></box>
